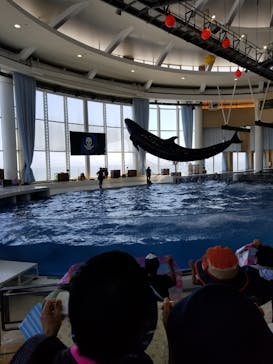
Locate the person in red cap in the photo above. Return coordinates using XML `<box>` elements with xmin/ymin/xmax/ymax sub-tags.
<box><xmin>190</xmin><ymin>245</ymin><xmax>273</xmax><ymax>319</ymax></box>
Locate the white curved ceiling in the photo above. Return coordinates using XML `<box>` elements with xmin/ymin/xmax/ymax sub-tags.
<box><xmin>0</xmin><ymin>0</ymin><xmax>272</xmax><ymax>102</ymax></box>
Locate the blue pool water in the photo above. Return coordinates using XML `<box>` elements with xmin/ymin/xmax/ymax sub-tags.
<box><xmin>1</xmin><ymin>181</ymin><xmax>273</xmax><ymax>276</ymax></box>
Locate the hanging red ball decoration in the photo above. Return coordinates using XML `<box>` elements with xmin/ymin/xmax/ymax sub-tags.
<box><xmin>165</xmin><ymin>14</ymin><xmax>176</xmax><ymax>28</ymax></box>
<box><xmin>222</xmin><ymin>37</ymin><xmax>231</xmax><ymax>48</ymax></box>
<box><xmin>201</xmin><ymin>28</ymin><xmax>211</xmax><ymax>40</ymax></box>
<box><xmin>235</xmin><ymin>69</ymin><xmax>242</xmax><ymax>78</ymax></box>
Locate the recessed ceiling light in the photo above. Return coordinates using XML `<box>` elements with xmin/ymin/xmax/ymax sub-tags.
<box><xmin>240</xmin><ymin>34</ymin><xmax>246</xmax><ymax>39</ymax></box>
<box><xmin>77</xmin><ymin>54</ymin><xmax>83</xmax><ymax>58</ymax></box>
<box><xmin>131</xmin><ymin>69</ymin><xmax>135</xmax><ymax>72</ymax></box>
<box><xmin>181</xmin><ymin>76</ymin><xmax>185</xmax><ymax>80</ymax></box>
<box><xmin>234</xmin><ymin>78</ymin><xmax>238</xmax><ymax>81</ymax></box>
<box><xmin>263</xmin><ymin>45</ymin><xmax>267</xmax><ymax>50</ymax></box>
<box><xmin>14</xmin><ymin>24</ymin><xmax>21</xmax><ymax>29</ymax></box>
<box><xmin>211</xmin><ymin>14</ymin><xmax>216</xmax><ymax>20</ymax></box>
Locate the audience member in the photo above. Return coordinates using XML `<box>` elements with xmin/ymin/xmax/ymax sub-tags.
<box><xmin>11</xmin><ymin>251</ymin><xmax>158</xmax><ymax>364</ymax></box>
<box><xmin>190</xmin><ymin>245</ymin><xmax>273</xmax><ymax>311</ymax></box>
<box><xmin>144</xmin><ymin>253</ymin><xmax>176</xmax><ymax>301</ymax></box>
<box><xmin>166</xmin><ymin>284</ymin><xmax>273</xmax><ymax>364</ymax></box>
<box><xmin>235</xmin><ymin>238</ymin><xmax>262</xmax><ymax>266</ymax></box>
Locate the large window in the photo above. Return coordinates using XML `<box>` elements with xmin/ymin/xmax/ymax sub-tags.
<box><xmin>148</xmin><ymin>104</ymin><xmax>188</xmax><ymax>175</ymax></box>
<box><xmin>32</xmin><ymin>92</ymin><xmax>133</xmax><ymax>181</ymax></box>
<box><xmin>28</xmin><ymin>93</ymin><xmax>252</xmax><ymax>181</ymax></box>
<box><xmin>233</xmin><ymin>152</ymin><xmax>247</xmax><ymax>172</ymax></box>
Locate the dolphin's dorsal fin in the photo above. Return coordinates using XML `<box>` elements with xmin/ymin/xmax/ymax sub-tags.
<box><xmin>165</xmin><ymin>136</ymin><xmax>178</xmax><ymax>144</ymax></box>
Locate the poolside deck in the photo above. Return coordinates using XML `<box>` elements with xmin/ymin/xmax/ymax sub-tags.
<box><xmin>0</xmin><ymin>185</ymin><xmax>49</xmax><ymax>205</ymax></box>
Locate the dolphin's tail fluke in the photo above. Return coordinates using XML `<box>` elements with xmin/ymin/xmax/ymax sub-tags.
<box><xmin>231</xmin><ymin>132</ymin><xmax>242</xmax><ymax>144</ymax></box>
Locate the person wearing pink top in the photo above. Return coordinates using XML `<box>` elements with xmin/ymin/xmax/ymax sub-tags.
<box><xmin>11</xmin><ymin>251</ymin><xmax>157</xmax><ymax>364</ymax></box>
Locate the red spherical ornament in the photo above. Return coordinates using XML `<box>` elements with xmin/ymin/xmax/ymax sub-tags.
<box><xmin>235</xmin><ymin>69</ymin><xmax>242</xmax><ymax>78</ymax></box>
<box><xmin>201</xmin><ymin>28</ymin><xmax>211</xmax><ymax>40</ymax></box>
<box><xmin>165</xmin><ymin>14</ymin><xmax>176</xmax><ymax>28</ymax></box>
<box><xmin>222</xmin><ymin>37</ymin><xmax>231</xmax><ymax>48</ymax></box>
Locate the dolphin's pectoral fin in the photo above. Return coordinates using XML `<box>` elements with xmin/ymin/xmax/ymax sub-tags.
<box><xmin>130</xmin><ymin>137</ymin><xmax>139</xmax><ymax>151</ymax></box>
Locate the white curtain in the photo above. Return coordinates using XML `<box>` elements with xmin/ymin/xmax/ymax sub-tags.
<box><xmin>14</xmin><ymin>72</ymin><xmax>36</xmax><ymax>184</ymax></box>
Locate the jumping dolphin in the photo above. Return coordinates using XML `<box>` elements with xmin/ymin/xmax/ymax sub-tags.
<box><xmin>125</xmin><ymin>118</ymin><xmax>242</xmax><ymax>162</ymax></box>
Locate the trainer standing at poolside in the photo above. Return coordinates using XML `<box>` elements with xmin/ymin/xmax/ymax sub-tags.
<box><xmin>146</xmin><ymin>166</ymin><xmax>151</xmax><ymax>184</ymax></box>
<box><xmin>97</xmin><ymin>167</ymin><xmax>104</xmax><ymax>189</ymax></box>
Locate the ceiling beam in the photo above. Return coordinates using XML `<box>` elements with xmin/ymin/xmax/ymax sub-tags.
<box><xmin>144</xmin><ymin>80</ymin><xmax>153</xmax><ymax>89</ymax></box>
<box><xmin>105</xmin><ymin>26</ymin><xmax>134</xmax><ymax>54</ymax></box>
<box><xmin>48</xmin><ymin>1</ymin><xmax>89</xmax><ymax>29</ymax></box>
<box><xmin>224</xmin><ymin>0</ymin><xmax>246</xmax><ymax>26</ymax></box>
<box><xmin>194</xmin><ymin>0</ymin><xmax>209</xmax><ymax>11</ymax></box>
<box><xmin>155</xmin><ymin>42</ymin><xmax>173</xmax><ymax>66</ymax></box>
<box><xmin>87</xmin><ymin>70</ymin><xmax>97</xmax><ymax>80</ymax></box>
<box><xmin>99</xmin><ymin>0</ymin><xmax>273</xmax><ymax>81</ymax></box>
<box><xmin>17</xmin><ymin>47</ymin><xmax>36</xmax><ymax>61</ymax></box>
<box><xmin>270</xmin><ymin>2</ymin><xmax>273</xmax><ymax>27</ymax></box>
<box><xmin>199</xmin><ymin>83</ymin><xmax>206</xmax><ymax>93</ymax></box>
<box><xmin>257</xmin><ymin>80</ymin><xmax>264</xmax><ymax>92</ymax></box>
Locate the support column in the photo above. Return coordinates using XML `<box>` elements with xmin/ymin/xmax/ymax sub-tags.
<box><xmin>254</xmin><ymin>100</ymin><xmax>263</xmax><ymax>172</ymax></box>
<box><xmin>254</xmin><ymin>125</ymin><xmax>263</xmax><ymax>172</ymax></box>
<box><xmin>227</xmin><ymin>152</ymin><xmax>233</xmax><ymax>172</ymax></box>
<box><xmin>0</xmin><ymin>76</ymin><xmax>17</xmax><ymax>180</ymax></box>
<box><xmin>83</xmin><ymin>99</ymin><xmax>90</xmax><ymax>179</ymax></box>
<box><xmin>222</xmin><ymin>152</ymin><xmax>228</xmax><ymax>172</ymax></box>
<box><xmin>247</xmin><ymin>151</ymin><xmax>253</xmax><ymax>171</ymax></box>
<box><xmin>194</xmin><ymin>105</ymin><xmax>203</xmax><ymax>173</ymax></box>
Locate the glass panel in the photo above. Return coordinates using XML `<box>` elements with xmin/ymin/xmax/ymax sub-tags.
<box><xmin>90</xmin><ymin>155</ymin><xmax>106</xmax><ymax>177</ymax></box>
<box><xmin>49</xmin><ymin>122</ymin><xmax>65</xmax><ymax>151</ymax></box>
<box><xmin>179</xmin><ymin>132</ymin><xmax>185</xmax><ymax>146</ymax></box>
<box><xmin>180</xmin><ymin>162</ymin><xmax>188</xmax><ymax>176</ymax></box>
<box><xmin>123</xmin><ymin>105</ymin><xmax>133</xmax><ymax>121</ymax></box>
<box><xmin>88</xmin><ymin>126</ymin><xmax>104</xmax><ymax>133</ymax></box>
<box><xmin>32</xmin><ymin>151</ymin><xmax>46</xmax><ymax>181</ymax></box>
<box><xmin>108</xmin><ymin>152</ymin><xmax>122</xmax><ymax>170</ymax></box>
<box><xmin>124</xmin><ymin>128</ymin><xmax>134</xmax><ymax>152</ymax></box>
<box><xmin>67</xmin><ymin>97</ymin><xmax>84</xmax><ymax>124</ymax></box>
<box><xmin>124</xmin><ymin>153</ymin><xmax>135</xmax><ymax>170</ymax></box>
<box><xmin>0</xmin><ymin>152</ymin><xmax>3</xmax><ymax>168</ymax></box>
<box><xmin>160</xmin><ymin>109</ymin><xmax>176</xmax><ymax>130</ymax></box>
<box><xmin>205</xmin><ymin>157</ymin><xmax>214</xmax><ymax>174</ymax></box>
<box><xmin>149</xmin><ymin>108</ymin><xmax>157</xmax><ymax>130</ymax></box>
<box><xmin>34</xmin><ymin>120</ymin><xmax>45</xmax><ymax>150</ymax></box>
<box><xmin>161</xmin><ymin>131</ymin><xmax>178</xmax><ymax>140</ymax></box>
<box><xmin>107</xmin><ymin>127</ymin><xmax>121</xmax><ymax>152</ymax></box>
<box><xmin>69</xmin><ymin>124</ymin><xmax>84</xmax><ymax>132</ymax></box>
<box><xmin>47</xmin><ymin>93</ymin><xmax>64</xmax><ymax>122</ymax></box>
<box><xmin>106</xmin><ymin>104</ymin><xmax>121</xmax><ymax>127</ymax></box>
<box><xmin>36</xmin><ymin>91</ymin><xmax>44</xmax><ymax>120</ymax></box>
<box><xmin>238</xmin><ymin>152</ymin><xmax>246</xmax><ymax>171</ymax></box>
<box><xmin>214</xmin><ymin>153</ymin><xmax>223</xmax><ymax>173</ymax></box>
<box><xmin>233</xmin><ymin>153</ymin><xmax>238</xmax><ymax>172</ymax></box>
<box><xmin>88</xmin><ymin>101</ymin><xmax>104</xmax><ymax>126</ymax></box>
<box><xmin>0</xmin><ymin>120</ymin><xmax>2</xmax><ymax>149</ymax></box>
<box><xmin>159</xmin><ymin>159</ymin><xmax>173</xmax><ymax>172</ymax></box>
<box><xmin>146</xmin><ymin>153</ymin><xmax>159</xmax><ymax>174</ymax></box>
<box><xmin>50</xmin><ymin>152</ymin><xmax>66</xmax><ymax>180</ymax></box>
<box><xmin>70</xmin><ymin>156</ymin><xmax>86</xmax><ymax>179</ymax></box>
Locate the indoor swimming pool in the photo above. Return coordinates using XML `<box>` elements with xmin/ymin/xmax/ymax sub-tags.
<box><xmin>1</xmin><ymin>181</ymin><xmax>273</xmax><ymax>275</ymax></box>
